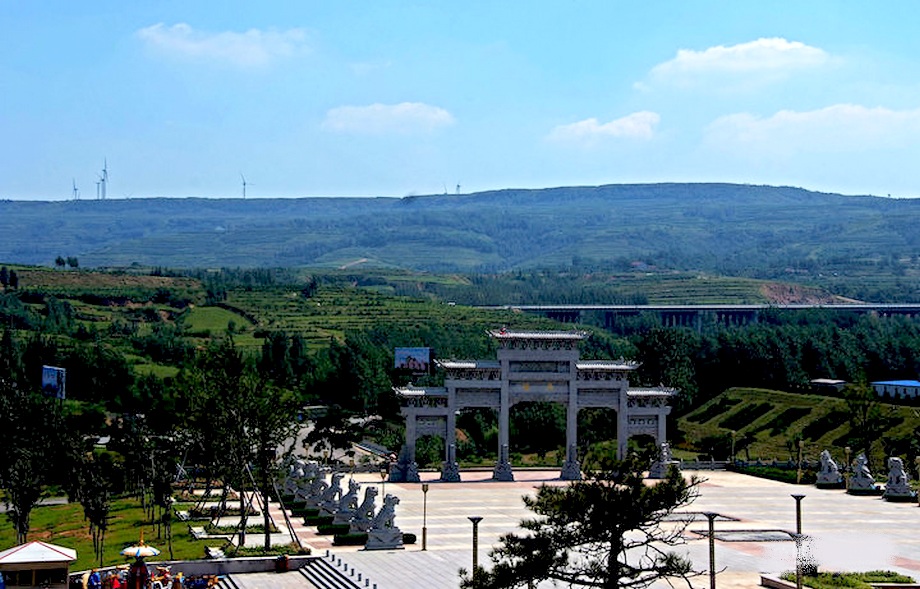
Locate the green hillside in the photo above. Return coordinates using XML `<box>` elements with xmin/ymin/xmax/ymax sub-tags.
<box><xmin>2</xmin><ymin>184</ymin><xmax>920</xmax><ymax>301</ymax></box>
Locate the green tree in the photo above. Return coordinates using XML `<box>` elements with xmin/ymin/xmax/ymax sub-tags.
<box><xmin>843</xmin><ymin>380</ymin><xmax>890</xmax><ymax>469</ymax></box>
<box><xmin>304</xmin><ymin>404</ymin><xmax>363</xmax><ymax>462</ymax></box>
<box><xmin>71</xmin><ymin>455</ymin><xmax>112</xmax><ymax>567</ymax></box>
<box><xmin>460</xmin><ymin>454</ymin><xmax>701</xmax><ymax>589</ymax></box>
<box><xmin>0</xmin><ymin>379</ymin><xmax>64</xmax><ymax>544</ymax></box>
<box><xmin>179</xmin><ymin>338</ymin><xmax>301</xmax><ymax>550</ymax></box>
<box><xmin>54</xmin><ymin>256</ymin><xmax>66</xmax><ymax>269</ymax></box>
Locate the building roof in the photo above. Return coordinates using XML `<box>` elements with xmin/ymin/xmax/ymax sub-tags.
<box><xmin>0</xmin><ymin>542</ymin><xmax>77</xmax><ymax>565</ymax></box>
<box><xmin>871</xmin><ymin>380</ymin><xmax>920</xmax><ymax>387</ymax></box>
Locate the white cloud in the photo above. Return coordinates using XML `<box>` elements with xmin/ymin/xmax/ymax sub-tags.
<box><xmin>706</xmin><ymin>104</ymin><xmax>920</xmax><ymax>154</ymax></box>
<box><xmin>322</xmin><ymin>102</ymin><xmax>455</xmax><ymax>134</ymax></box>
<box><xmin>548</xmin><ymin>111</ymin><xmax>660</xmax><ymax>145</ymax></box>
<box><xmin>136</xmin><ymin>23</ymin><xmax>309</xmax><ymax>67</ymax></box>
<box><xmin>643</xmin><ymin>38</ymin><xmax>828</xmax><ymax>88</ymax></box>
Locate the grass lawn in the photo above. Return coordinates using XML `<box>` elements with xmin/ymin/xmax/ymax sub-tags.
<box><xmin>183</xmin><ymin>306</ymin><xmax>252</xmax><ymax>334</ymax></box>
<box><xmin>0</xmin><ymin>498</ymin><xmax>208</xmax><ymax>571</ymax></box>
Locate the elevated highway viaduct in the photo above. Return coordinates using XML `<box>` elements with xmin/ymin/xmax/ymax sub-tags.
<box><xmin>480</xmin><ymin>304</ymin><xmax>920</xmax><ymax>329</ymax></box>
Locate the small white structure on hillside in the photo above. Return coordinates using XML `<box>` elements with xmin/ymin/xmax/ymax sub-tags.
<box><xmin>0</xmin><ymin>542</ymin><xmax>77</xmax><ymax>589</ymax></box>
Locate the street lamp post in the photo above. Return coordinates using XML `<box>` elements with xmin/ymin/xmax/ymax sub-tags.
<box><xmin>380</xmin><ymin>466</ymin><xmax>388</xmax><ymax>498</ymax></box>
<box><xmin>844</xmin><ymin>446</ymin><xmax>851</xmax><ymax>490</ymax></box>
<box><xmin>421</xmin><ymin>483</ymin><xmax>430</xmax><ymax>551</ymax></box>
<box><xmin>468</xmin><ymin>516</ymin><xmax>483</xmax><ymax>571</ymax></box>
<box><xmin>791</xmin><ymin>494</ymin><xmax>806</xmax><ymax>589</ymax></box>
<box><xmin>703</xmin><ymin>512</ymin><xmax>718</xmax><ymax>589</ymax></box>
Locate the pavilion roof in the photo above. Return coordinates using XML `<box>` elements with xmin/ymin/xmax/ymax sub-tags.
<box><xmin>0</xmin><ymin>541</ymin><xmax>77</xmax><ymax>565</ymax></box>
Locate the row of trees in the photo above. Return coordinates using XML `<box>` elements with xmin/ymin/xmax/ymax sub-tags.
<box><xmin>631</xmin><ymin>312</ymin><xmax>920</xmax><ymax>410</ymax></box>
<box><xmin>0</xmin><ymin>267</ymin><xmax>19</xmax><ymax>289</ymax></box>
<box><xmin>0</xmin><ymin>327</ymin><xmax>303</xmax><ymax>562</ymax></box>
<box><xmin>54</xmin><ymin>256</ymin><xmax>79</xmax><ymax>269</ymax></box>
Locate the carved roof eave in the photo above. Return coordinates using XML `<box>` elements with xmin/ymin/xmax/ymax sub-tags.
<box><xmin>627</xmin><ymin>388</ymin><xmax>678</xmax><ymax>397</ymax></box>
<box><xmin>576</xmin><ymin>361</ymin><xmax>638</xmax><ymax>371</ymax></box>
<box><xmin>393</xmin><ymin>386</ymin><xmax>448</xmax><ymax>398</ymax></box>
<box><xmin>487</xmin><ymin>329</ymin><xmax>588</xmax><ymax>340</ymax></box>
<box><xmin>436</xmin><ymin>360</ymin><xmax>501</xmax><ymax>370</ymax></box>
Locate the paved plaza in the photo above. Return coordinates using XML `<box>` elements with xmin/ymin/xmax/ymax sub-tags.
<box><xmin>276</xmin><ymin>468</ymin><xmax>920</xmax><ymax>589</ymax></box>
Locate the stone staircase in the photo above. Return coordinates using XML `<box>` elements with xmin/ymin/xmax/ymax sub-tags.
<box><xmin>299</xmin><ymin>555</ymin><xmax>366</xmax><ymax>589</ymax></box>
<box><xmin>215</xmin><ymin>575</ymin><xmax>240</xmax><ymax>589</ymax></box>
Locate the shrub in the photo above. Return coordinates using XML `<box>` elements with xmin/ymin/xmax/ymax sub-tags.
<box><xmin>304</xmin><ymin>515</ymin><xmax>334</xmax><ymax>527</ymax></box>
<box><xmin>316</xmin><ymin>523</ymin><xmax>350</xmax><ymax>535</ymax></box>
<box><xmin>333</xmin><ymin>533</ymin><xmax>367</xmax><ymax>546</ymax></box>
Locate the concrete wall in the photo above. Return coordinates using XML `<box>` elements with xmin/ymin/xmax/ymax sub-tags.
<box><xmin>72</xmin><ymin>555</ymin><xmax>314</xmax><ymax>579</ymax></box>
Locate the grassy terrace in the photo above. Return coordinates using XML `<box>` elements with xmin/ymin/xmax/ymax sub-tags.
<box><xmin>679</xmin><ymin>387</ymin><xmax>920</xmax><ymax>465</ymax></box>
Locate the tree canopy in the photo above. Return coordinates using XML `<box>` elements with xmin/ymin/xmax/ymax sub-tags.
<box><xmin>460</xmin><ymin>455</ymin><xmax>701</xmax><ymax>589</ymax></box>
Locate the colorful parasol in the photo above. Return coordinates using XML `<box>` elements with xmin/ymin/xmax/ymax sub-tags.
<box><xmin>120</xmin><ymin>543</ymin><xmax>160</xmax><ymax>559</ymax></box>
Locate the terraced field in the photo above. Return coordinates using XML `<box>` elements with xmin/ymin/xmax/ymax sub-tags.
<box><xmin>224</xmin><ymin>284</ymin><xmax>561</xmax><ymax>350</ymax></box>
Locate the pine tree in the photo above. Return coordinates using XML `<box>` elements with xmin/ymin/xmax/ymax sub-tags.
<box><xmin>460</xmin><ymin>454</ymin><xmax>702</xmax><ymax>589</ymax></box>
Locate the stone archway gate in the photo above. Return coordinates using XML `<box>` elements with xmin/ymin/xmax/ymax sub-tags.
<box><xmin>389</xmin><ymin>330</ymin><xmax>674</xmax><ymax>483</ymax></box>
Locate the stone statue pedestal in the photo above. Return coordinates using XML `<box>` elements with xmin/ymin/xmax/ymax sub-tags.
<box><xmin>648</xmin><ymin>460</ymin><xmax>680</xmax><ymax>479</ymax></box>
<box><xmin>493</xmin><ymin>444</ymin><xmax>514</xmax><ymax>481</ymax></box>
<box><xmin>847</xmin><ymin>453</ymin><xmax>882</xmax><ymax>495</ymax></box>
<box><xmin>883</xmin><ymin>457</ymin><xmax>916</xmax><ymax>502</ymax></box>
<box><xmin>388</xmin><ymin>445</ymin><xmax>420</xmax><ymax>483</ymax></box>
<box><xmin>440</xmin><ymin>443</ymin><xmax>461</xmax><ymax>482</ymax></box>
<box><xmin>440</xmin><ymin>461</ymin><xmax>460</xmax><ymax>482</ymax></box>
<box><xmin>364</xmin><ymin>527</ymin><xmax>404</xmax><ymax>551</ymax></box>
<box><xmin>648</xmin><ymin>442</ymin><xmax>680</xmax><ymax>479</ymax></box>
<box><xmin>332</xmin><ymin>507</ymin><xmax>356</xmax><ymax>525</ymax></box>
<box><xmin>560</xmin><ymin>444</ymin><xmax>581</xmax><ymax>481</ymax></box>
<box><xmin>388</xmin><ymin>460</ymin><xmax>420</xmax><ymax>483</ymax></box>
<box><xmin>560</xmin><ymin>459</ymin><xmax>582</xmax><ymax>480</ymax></box>
<box><xmin>492</xmin><ymin>459</ymin><xmax>514</xmax><ymax>481</ymax></box>
<box><xmin>816</xmin><ymin>450</ymin><xmax>844</xmax><ymax>489</ymax></box>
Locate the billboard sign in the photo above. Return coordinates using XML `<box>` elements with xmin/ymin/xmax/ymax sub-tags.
<box><xmin>41</xmin><ymin>365</ymin><xmax>66</xmax><ymax>400</ymax></box>
<box><xmin>395</xmin><ymin>347</ymin><xmax>431</xmax><ymax>374</ymax></box>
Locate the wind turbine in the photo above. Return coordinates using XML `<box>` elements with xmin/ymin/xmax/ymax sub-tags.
<box><xmin>456</xmin><ymin>183</ymin><xmax>461</xmax><ymax>194</ymax></box>
<box><xmin>72</xmin><ymin>179</ymin><xmax>79</xmax><ymax>200</ymax></box>
<box><xmin>240</xmin><ymin>173</ymin><xmax>249</xmax><ymax>198</ymax></box>
<box><xmin>95</xmin><ymin>178</ymin><xmax>102</xmax><ymax>200</ymax></box>
<box><xmin>100</xmin><ymin>159</ymin><xmax>108</xmax><ymax>199</ymax></box>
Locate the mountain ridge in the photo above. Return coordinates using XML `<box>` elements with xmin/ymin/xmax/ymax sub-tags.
<box><xmin>0</xmin><ymin>183</ymin><xmax>917</xmax><ymax>278</ymax></box>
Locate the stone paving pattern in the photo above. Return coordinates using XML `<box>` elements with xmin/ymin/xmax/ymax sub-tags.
<box><xmin>263</xmin><ymin>469</ymin><xmax>920</xmax><ymax>589</ymax></box>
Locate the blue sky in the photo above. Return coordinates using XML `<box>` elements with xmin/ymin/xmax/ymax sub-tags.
<box><xmin>3</xmin><ymin>2</ymin><xmax>920</xmax><ymax>199</ymax></box>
